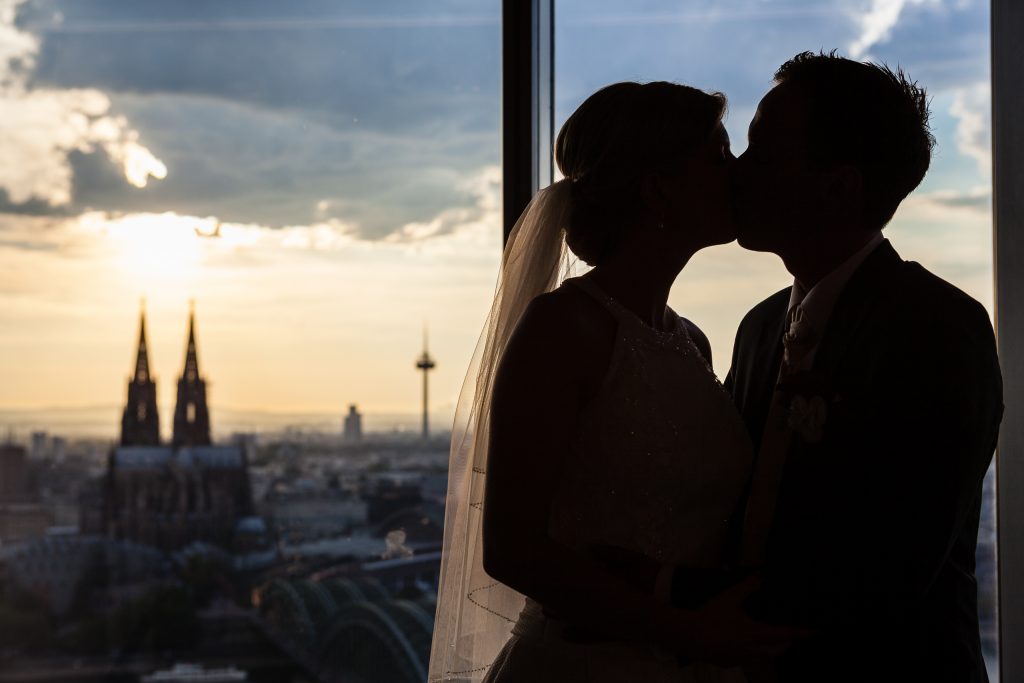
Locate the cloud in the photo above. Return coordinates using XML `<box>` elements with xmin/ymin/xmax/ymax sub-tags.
<box><xmin>0</xmin><ymin>2</ymin><xmax>168</xmax><ymax>213</ymax></box>
<box><xmin>0</xmin><ymin>0</ymin><xmax>37</xmax><ymax>82</ymax></box>
<box><xmin>0</xmin><ymin>187</ymin><xmax>70</xmax><ymax>216</ymax></box>
<box><xmin>553</xmin><ymin>0</ymin><xmax>988</xmax><ymax>141</ymax></box>
<box><xmin>564</xmin><ymin>6</ymin><xmax>838</xmax><ymax>26</ymax></box>
<box><xmin>1</xmin><ymin>0</ymin><xmax>502</xmax><ymax>242</ymax></box>
<box><xmin>0</xmin><ymin>210</ymin><xmax>72</xmax><ymax>259</ymax></box>
<box><xmin>55</xmin><ymin>92</ymin><xmax>498</xmax><ymax>239</ymax></box>
<box><xmin>2</xmin><ymin>0</ymin><xmax>992</xmax><ymax>244</ymax></box>
<box><xmin>0</xmin><ymin>164</ymin><xmax>501</xmax><ymax>261</ymax></box>
<box><xmin>386</xmin><ymin>165</ymin><xmax>499</xmax><ymax>243</ymax></box>
<box><xmin>901</xmin><ymin>187</ymin><xmax>991</xmax><ymax>218</ymax></box>
<box><xmin>19</xmin><ymin>14</ymin><xmax>497</xmax><ymax>34</ymax></box>
<box><xmin>848</xmin><ymin>0</ymin><xmax>939</xmax><ymax>59</ymax></box>
<box><xmin>854</xmin><ymin>0</ymin><xmax>988</xmax><ymax>94</ymax></box>
<box><xmin>17</xmin><ymin>0</ymin><xmax>500</xmax><ymax>135</ymax></box>
<box><xmin>926</xmin><ymin>189</ymin><xmax>991</xmax><ymax>211</ymax></box>
<box><xmin>0</xmin><ymin>237</ymin><xmax>57</xmax><ymax>251</ymax></box>
<box><xmin>887</xmin><ymin>187</ymin><xmax>993</xmax><ymax>310</ymax></box>
<box><xmin>950</xmin><ymin>83</ymin><xmax>991</xmax><ymax>177</ymax></box>
<box><xmin>0</xmin><ymin>85</ymin><xmax>167</xmax><ymax>205</ymax></box>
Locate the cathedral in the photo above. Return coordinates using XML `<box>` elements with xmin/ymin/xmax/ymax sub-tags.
<box><xmin>104</xmin><ymin>306</ymin><xmax>252</xmax><ymax>551</ymax></box>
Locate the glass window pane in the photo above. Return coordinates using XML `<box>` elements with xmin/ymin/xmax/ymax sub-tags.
<box><xmin>557</xmin><ymin>1</ymin><xmax>996</xmax><ymax>679</ymax></box>
<box><xmin>0</xmin><ymin>2</ymin><xmax>500</xmax><ymax>682</ymax></box>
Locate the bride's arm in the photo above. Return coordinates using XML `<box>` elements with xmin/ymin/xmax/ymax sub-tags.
<box><xmin>481</xmin><ymin>293</ymin><xmax>791</xmax><ymax>660</ymax></box>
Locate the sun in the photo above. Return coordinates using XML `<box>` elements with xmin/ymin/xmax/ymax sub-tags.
<box><xmin>97</xmin><ymin>212</ymin><xmax>204</xmax><ymax>283</ymax></box>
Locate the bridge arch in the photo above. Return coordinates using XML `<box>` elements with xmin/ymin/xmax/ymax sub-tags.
<box><xmin>317</xmin><ymin>599</ymin><xmax>433</xmax><ymax>683</ymax></box>
<box><xmin>258</xmin><ymin>577</ymin><xmax>317</xmax><ymax>644</ymax></box>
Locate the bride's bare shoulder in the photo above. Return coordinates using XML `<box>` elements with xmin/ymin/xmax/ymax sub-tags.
<box><xmin>516</xmin><ymin>284</ymin><xmax>615</xmax><ymax>347</ymax></box>
<box><xmin>499</xmin><ymin>285</ymin><xmax>616</xmax><ymax>391</ymax></box>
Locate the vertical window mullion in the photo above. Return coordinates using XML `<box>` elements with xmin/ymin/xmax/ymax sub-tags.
<box><xmin>993</xmin><ymin>0</ymin><xmax>1024</xmax><ymax>680</ymax></box>
<box><xmin>502</xmin><ymin>0</ymin><xmax>555</xmax><ymax>245</ymax></box>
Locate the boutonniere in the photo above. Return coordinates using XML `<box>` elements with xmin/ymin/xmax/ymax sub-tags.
<box><xmin>782</xmin><ymin>317</ymin><xmax>816</xmax><ymax>367</ymax></box>
<box><xmin>776</xmin><ymin>371</ymin><xmax>840</xmax><ymax>444</ymax></box>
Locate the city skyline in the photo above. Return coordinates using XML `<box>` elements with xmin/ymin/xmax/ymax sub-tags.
<box><xmin>0</xmin><ymin>295</ymin><xmax>458</xmax><ymax>440</ymax></box>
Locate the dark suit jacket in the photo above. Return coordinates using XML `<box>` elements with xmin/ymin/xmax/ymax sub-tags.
<box><xmin>725</xmin><ymin>240</ymin><xmax>1003</xmax><ymax>682</ymax></box>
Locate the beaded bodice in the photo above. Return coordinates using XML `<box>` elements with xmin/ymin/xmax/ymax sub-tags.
<box><xmin>548</xmin><ymin>276</ymin><xmax>754</xmax><ymax>568</ymax></box>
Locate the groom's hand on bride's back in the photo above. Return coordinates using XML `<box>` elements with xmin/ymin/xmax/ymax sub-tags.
<box><xmin>688</xmin><ymin>573</ymin><xmax>814</xmax><ymax>667</ymax></box>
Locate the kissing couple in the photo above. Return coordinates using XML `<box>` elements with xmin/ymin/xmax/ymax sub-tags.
<box><xmin>428</xmin><ymin>51</ymin><xmax>1003</xmax><ymax>683</ymax></box>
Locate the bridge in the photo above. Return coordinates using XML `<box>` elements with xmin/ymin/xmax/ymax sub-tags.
<box><xmin>256</xmin><ymin>574</ymin><xmax>436</xmax><ymax>683</ymax></box>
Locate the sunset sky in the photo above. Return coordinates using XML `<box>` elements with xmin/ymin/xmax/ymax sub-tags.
<box><xmin>0</xmin><ymin>0</ymin><xmax>991</xmax><ymax>437</ymax></box>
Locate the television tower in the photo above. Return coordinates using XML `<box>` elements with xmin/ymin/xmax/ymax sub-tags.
<box><xmin>415</xmin><ymin>326</ymin><xmax>436</xmax><ymax>440</ymax></box>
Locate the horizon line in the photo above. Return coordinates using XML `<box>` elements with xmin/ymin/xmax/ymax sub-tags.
<box><xmin>0</xmin><ymin>403</ymin><xmax>456</xmax><ymax>417</ymax></box>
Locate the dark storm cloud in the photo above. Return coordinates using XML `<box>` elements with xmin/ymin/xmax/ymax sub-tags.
<box><xmin>6</xmin><ymin>0</ymin><xmax>501</xmax><ymax>238</ymax></box>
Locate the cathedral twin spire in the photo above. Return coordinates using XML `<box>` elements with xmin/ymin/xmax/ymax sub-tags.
<box><xmin>172</xmin><ymin>305</ymin><xmax>211</xmax><ymax>447</ymax></box>
<box><xmin>120</xmin><ymin>302</ymin><xmax>212</xmax><ymax>447</ymax></box>
<box><xmin>133</xmin><ymin>310</ymin><xmax>152</xmax><ymax>384</ymax></box>
<box><xmin>121</xmin><ymin>306</ymin><xmax>159</xmax><ymax>446</ymax></box>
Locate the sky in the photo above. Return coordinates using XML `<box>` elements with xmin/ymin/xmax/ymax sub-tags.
<box><xmin>0</xmin><ymin>0</ymin><xmax>992</xmax><ymax>437</ymax></box>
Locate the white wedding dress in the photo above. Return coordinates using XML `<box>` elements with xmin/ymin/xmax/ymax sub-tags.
<box><xmin>481</xmin><ymin>276</ymin><xmax>754</xmax><ymax>683</ymax></box>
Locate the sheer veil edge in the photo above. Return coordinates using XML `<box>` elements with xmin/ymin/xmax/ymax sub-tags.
<box><xmin>428</xmin><ymin>179</ymin><xmax>575</xmax><ymax>682</ymax></box>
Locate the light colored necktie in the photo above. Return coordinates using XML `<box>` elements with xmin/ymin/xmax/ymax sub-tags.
<box><xmin>739</xmin><ymin>303</ymin><xmax>817</xmax><ymax>566</ymax></box>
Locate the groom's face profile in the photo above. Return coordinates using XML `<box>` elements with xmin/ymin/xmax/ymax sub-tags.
<box><xmin>732</xmin><ymin>83</ymin><xmax>821</xmax><ymax>254</ymax></box>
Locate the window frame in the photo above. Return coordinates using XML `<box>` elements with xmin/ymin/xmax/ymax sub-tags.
<box><xmin>993</xmin><ymin>0</ymin><xmax>1023</xmax><ymax>679</ymax></box>
<box><xmin>502</xmin><ymin>0</ymin><xmax>554</xmax><ymax>243</ymax></box>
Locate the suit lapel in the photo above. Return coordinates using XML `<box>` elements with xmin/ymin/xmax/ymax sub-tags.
<box><xmin>742</xmin><ymin>241</ymin><xmax>903</xmax><ymax>449</ymax></box>
<box><xmin>747</xmin><ymin>305</ymin><xmax>787</xmax><ymax>450</ymax></box>
<box><xmin>811</xmin><ymin>240</ymin><xmax>904</xmax><ymax>378</ymax></box>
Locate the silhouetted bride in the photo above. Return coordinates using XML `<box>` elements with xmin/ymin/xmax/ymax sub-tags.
<box><xmin>429</xmin><ymin>82</ymin><xmax>796</xmax><ymax>682</ymax></box>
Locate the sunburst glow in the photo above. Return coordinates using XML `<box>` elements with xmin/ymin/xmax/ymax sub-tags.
<box><xmin>87</xmin><ymin>212</ymin><xmax>202</xmax><ymax>282</ymax></box>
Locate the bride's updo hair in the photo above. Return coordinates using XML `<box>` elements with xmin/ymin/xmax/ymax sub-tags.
<box><xmin>555</xmin><ymin>81</ymin><xmax>727</xmax><ymax>266</ymax></box>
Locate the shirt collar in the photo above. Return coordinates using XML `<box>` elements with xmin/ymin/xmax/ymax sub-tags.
<box><xmin>788</xmin><ymin>231</ymin><xmax>885</xmax><ymax>335</ymax></box>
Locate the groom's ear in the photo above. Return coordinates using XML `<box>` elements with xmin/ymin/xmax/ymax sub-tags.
<box><xmin>822</xmin><ymin>164</ymin><xmax>864</xmax><ymax>210</ymax></box>
<box><xmin>639</xmin><ymin>172</ymin><xmax>668</xmax><ymax>216</ymax></box>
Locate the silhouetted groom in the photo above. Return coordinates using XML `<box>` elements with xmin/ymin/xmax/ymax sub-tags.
<box><xmin>726</xmin><ymin>52</ymin><xmax>1003</xmax><ymax>682</ymax></box>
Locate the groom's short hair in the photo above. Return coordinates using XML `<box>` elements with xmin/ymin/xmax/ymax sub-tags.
<box><xmin>774</xmin><ymin>51</ymin><xmax>935</xmax><ymax>229</ymax></box>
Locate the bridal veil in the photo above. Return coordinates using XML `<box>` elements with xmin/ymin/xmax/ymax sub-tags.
<box><xmin>428</xmin><ymin>179</ymin><xmax>575</xmax><ymax>681</ymax></box>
